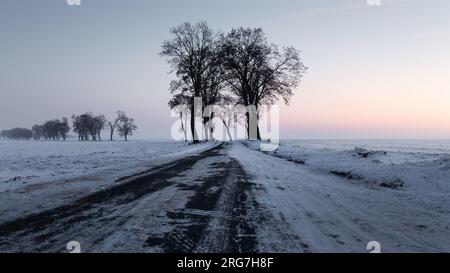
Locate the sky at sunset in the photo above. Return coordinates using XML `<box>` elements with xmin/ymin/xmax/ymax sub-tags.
<box><xmin>1</xmin><ymin>0</ymin><xmax>449</xmax><ymax>139</ymax></box>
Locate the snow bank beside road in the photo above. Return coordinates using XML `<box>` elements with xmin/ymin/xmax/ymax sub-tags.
<box><xmin>244</xmin><ymin>140</ymin><xmax>450</xmax><ymax>214</ymax></box>
<box><xmin>245</xmin><ymin>141</ymin><xmax>450</xmax><ymax>189</ymax></box>
<box><xmin>232</xmin><ymin>142</ymin><xmax>450</xmax><ymax>252</ymax></box>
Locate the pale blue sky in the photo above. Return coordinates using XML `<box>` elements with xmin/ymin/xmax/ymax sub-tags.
<box><xmin>1</xmin><ymin>0</ymin><xmax>449</xmax><ymax>139</ymax></box>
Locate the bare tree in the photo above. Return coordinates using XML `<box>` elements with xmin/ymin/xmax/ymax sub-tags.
<box><xmin>200</xmin><ymin>46</ymin><xmax>227</xmax><ymax>141</ymax></box>
<box><xmin>87</xmin><ymin>114</ymin><xmax>98</xmax><ymax>141</ymax></box>
<box><xmin>108</xmin><ymin>121</ymin><xmax>116</xmax><ymax>141</ymax></box>
<box><xmin>215</xmin><ymin>95</ymin><xmax>240</xmax><ymax>141</ymax></box>
<box><xmin>169</xmin><ymin>94</ymin><xmax>190</xmax><ymax>142</ymax></box>
<box><xmin>221</xmin><ymin>27</ymin><xmax>307</xmax><ymax>140</ymax></box>
<box><xmin>72</xmin><ymin>114</ymin><xmax>91</xmax><ymax>141</ymax></box>
<box><xmin>117</xmin><ymin>113</ymin><xmax>137</xmax><ymax>141</ymax></box>
<box><xmin>94</xmin><ymin>115</ymin><xmax>106</xmax><ymax>141</ymax></box>
<box><xmin>58</xmin><ymin>118</ymin><xmax>70</xmax><ymax>141</ymax></box>
<box><xmin>108</xmin><ymin>111</ymin><xmax>124</xmax><ymax>141</ymax></box>
<box><xmin>42</xmin><ymin>120</ymin><xmax>62</xmax><ymax>140</ymax></box>
<box><xmin>72</xmin><ymin>113</ymin><xmax>104</xmax><ymax>141</ymax></box>
<box><xmin>32</xmin><ymin>125</ymin><xmax>43</xmax><ymax>140</ymax></box>
<box><xmin>0</xmin><ymin>130</ymin><xmax>8</xmax><ymax>139</ymax></box>
<box><xmin>161</xmin><ymin>22</ymin><xmax>220</xmax><ymax>143</ymax></box>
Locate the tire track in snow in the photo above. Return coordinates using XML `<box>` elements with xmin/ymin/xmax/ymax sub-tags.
<box><xmin>0</xmin><ymin>143</ymin><xmax>225</xmax><ymax>252</ymax></box>
<box><xmin>144</xmin><ymin>143</ymin><xmax>258</xmax><ymax>253</ymax></box>
<box><xmin>0</xmin><ymin>143</ymin><xmax>259</xmax><ymax>253</ymax></box>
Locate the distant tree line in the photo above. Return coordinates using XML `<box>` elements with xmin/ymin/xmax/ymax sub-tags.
<box><xmin>1</xmin><ymin>128</ymin><xmax>33</xmax><ymax>140</ymax></box>
<box><xmin>161</xmin><ymin>22</ymin><xmax>307</xmax><ymax>142</ymax></box>
<box><xmin>1</xmin><ymin>111</ymin><xmax>137</xmax><ymax>142</ymax></box>
<box><xmin>72</xmin><ymin>111</ymin><xmax>137</xmax><ymax>141</ymax></box>
<box><xmin>72</xmin><ymin>113</ymin><xmax>106</xmax><ymax>141</ymax></box>
<box><xmin>31</xmin><ymin>118</ymin><xmax>70</xmax><ymax>141</ymax></box>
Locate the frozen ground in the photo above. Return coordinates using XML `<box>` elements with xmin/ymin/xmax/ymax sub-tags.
<box><xmin>0</xmin><ymin>140</ymin><xmax>216</xmax><ymax>222</ymax></box>
<box><xmin>282</xmin><ymin>139</ymin><xmax>450</xmax><ymax>154</ymax></box>
<box><xmin>0</xmin><ymin>140</ymin><xmax>213</xmax><ymax>193</ymax></box>
<box><xmin>0</xmin><ymin>140</ymin><xmax>449</xmax><ymax>253</ymax></box>
<box><xmin>236</xmin><ymin>141</ymin><xmax>450</xmax><ymax>252</ymax></box>
<box><xmin>244</xmin><ymin>140</ymin><xmax>450</xmax><ymax>215</ymax></box>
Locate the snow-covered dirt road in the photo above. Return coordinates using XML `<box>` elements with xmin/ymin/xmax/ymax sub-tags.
<box><xmin>0</xmin><ymin>142</ymin><xmax>449</xmax><ymax>253</ymax></box>
<box><xmin>0</xmin><ymin>143</ymin><xmax>257</xmax><ymax>253</ymax></box>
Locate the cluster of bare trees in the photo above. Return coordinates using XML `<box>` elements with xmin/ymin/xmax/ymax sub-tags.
<box><xmin>1</xmin><ymin>128</ymin><xmax>33</xmax><ymax>140</ymax></box>
<box><xmin>72</xmin><ymin>111</ymin><xmax>137</xmax><ymax>141</ymax></box>
<box><xmin>72</xmin><ymin>113</ymin><xmax>106</xmax><ymax>141</ymax></box>
<box><xmin>161</xmin><ymin>22</ymin><xmax>307</xmax><ymax>143</ymax></box>
<box><xmin>31</xmin><ymin>118</ymin><xmax>70</xmax><ymax>141</ymax></box>
<box><xmin>2</xmin><ymin>119</ymin><xmax>70</xmax><ymax>141</ymax></box>
<box><xmin>1</xmin><ymin>112</ymin><xmax>137</xmax><ymax>142</ymax></box>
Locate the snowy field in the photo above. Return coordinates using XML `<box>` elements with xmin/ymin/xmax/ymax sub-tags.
<box><xmin>0</xmin><ymin>140</ymin><xmax>213</xmax><ymax>193</ymax></box>
<box><xmin>0</xmin><ymin>140</ymin><xmax>217</xmax><ymax>222</ymax></box>
<box><xmin>254</xmin><ymin>139</ymin><xmax>450</xmax><ymax>188</ymax></box>
<box><xmin>246</xmin><ymin>139</ymin><xmax>450</xmax><ymax>214</ymax></box>
<box><xmin>283</xmin><ymin>139</ymin><xmax>450</xmax><ymax>154</ymax></box>
<box><xmin>282</xmin><ymin>139</ymin><xmax>449</xmax><ymax>189</ymax></box>
<box><xmin>1</xmin><ymin>139</ymin><xmax>449</xmax><ymax>252</ymax></box>
<box><xmin>235</xmin><ymin>140</ymin><xmax>450</xmax><ymax>252</ymax></box>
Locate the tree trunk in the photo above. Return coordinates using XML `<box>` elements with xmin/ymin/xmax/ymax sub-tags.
<box><xmin>246</xmin><ymin>111</ymin><xmax>260</xmax><ymax>140</ymax></box>
<box><xmin>203</xmin><ymin>117</ymin><xmax>209</xmax><ymax>141</ymax></box>
<box><xmin>191</xmin><ymin>101</ymin><xmax>199</xmax><ymax>143</ymax></box>
<box><xmin>246</xmin><ymin>111</ymin><xmax>258</xmax><ymax>140</ymax></box>
<box><xmin>246</xmin><ymin>112</ymin><xmax>250</xmax><ymax>140</ymax></box>
<box><xmin>110</xmin><ymin>127</ymin><xmax>114</xmax><ymax>141</ymax></box>
<box><xmin>210</xmin><ymin>113</ymin><xmax>214</xmax><ymax>141</ymax></box>
<box><xmin>184</xmin><ymin>112</ymin><xmax>188</xmax><ymax>142</ymax></box>
<box><xmin>256</xmin><ymin>109</ymin><xmax>261</xmax><ymax>140</ymax></box>
<box><xmin>180</xmin><ymin>112</ymin><xmax>186</xmax><ymax>142</ymax></box>
<box><xmin>223</xmin><ymin>120</ymin><xmax>233</xmax><ymax>141</ymax></box>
